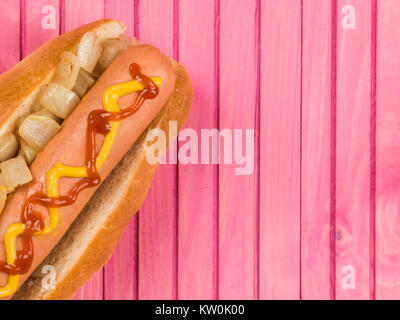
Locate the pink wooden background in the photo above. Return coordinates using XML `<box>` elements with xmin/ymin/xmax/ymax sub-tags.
<box><xmin>1</xmin><ymin>0</ymin><xmax>399</xmax><ymax>300</ymax></box>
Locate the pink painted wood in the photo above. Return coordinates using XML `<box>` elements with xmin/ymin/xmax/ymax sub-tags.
<box><xmin>218</xmin><ymin>0</ymin><xmax>258</xmax><ymax>300</ymax></box>
<box><xmin>0</xmin><ymin>0</ymin><xmax>20</xmax><ymax>73</ymax></box>
<box><xmin>64</xmin><ymin>0</ymin><xmax>104</xmax><ymax>32</ymax></box>
<box><xmin>137</xmin><ymin>0</ymin><xmax>177</xmax><ymax>300</ymax></box>
<box><xmin>376</xmin><ymin>0</ymin><xmax>400</xmax><ymax>300</ymax></box>
<box><xmin>23</xmin><ymin>0</ymin><xmax>60</xmax><ymax>57</ymax></box>
<box><xmin>301</xmin><ymin>0</ymin><xmax>332</xmax><ymax>300</ymax></box>
<box><xmin>177</xmin><ymin>0</ymin><xmax>218</xmax><ymax>299</ymax></box>
<box><xmin>335</xmin><ymin>0</ymin><xmax>372</xmax><ymax>300</ymax></box>
<box><xmin>2</xmin><ymin>0</ymin><xmax>400</xmax><ymax>300</ymax></box>
<box><xmin>259</xmin><ymin>0</ymin><xmax>301</xmax><ymax>300</ymax></box>
<box><xmin>105</xmin><ymin>0</ymin><xmax>134</xmax><ymax>34</ymax></box>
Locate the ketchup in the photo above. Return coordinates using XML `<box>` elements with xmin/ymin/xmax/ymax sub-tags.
<box><xmin>0</xmin><ymin>63</ymin><xmax>159</xmax><ymax>275</ymax></box>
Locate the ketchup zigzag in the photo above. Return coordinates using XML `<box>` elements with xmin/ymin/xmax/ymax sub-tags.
<box><xmin>0</xmin><ymin>63</ymin><xmax>161</xmax><ymax>297</ymax></box>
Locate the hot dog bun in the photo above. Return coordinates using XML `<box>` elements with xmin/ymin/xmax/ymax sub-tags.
<box><xmin>14</xmin><ymin>61</ymin><xmax>192</xmax><ymax>300</ymax></box>
<box><xmin>0</xmin><ymin>19</ymin><xmax>192</xmax><ymax>299</ymax></box>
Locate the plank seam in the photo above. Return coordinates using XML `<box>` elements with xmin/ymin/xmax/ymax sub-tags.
<box><xmin>19</xmin><ymin>0</ymin><xmax>26</xmax><ymax>59</ymax></box>
<box><xmin>299</xmin><ymin>0</ymin><xmax>303</xmax><ymax>301</ymax></box>
<box><xmin>134</xmin><ymin>0</ymin><xmax>139</xmax><ymax>39</ymax></box>
<box><xmin>255</xmin><ymin>0</ymin><xmax>261</xmax><ymax>301</ymax></box>
<box><xmin>330</xmin><ymin>0</ymin><xmax>338</xmax><ymax>301</ymax></box>
<box><xmin>214</xmin><ymin>0</ymin><xmax>220</xmax><ymax>300</ymax></box>
<box><xmin>173</xmin><ymin>0</ymin><xmax>179</xmax><ymax>300</ymax></box>
<box><xmin>60</xmin><ymin>0</ymin><xmax>65</xmax><ymax>34</ymax></box>
<box><xmin>135</xmin><ymin>214</ymin><xmax>139</xmax><ymax>300</ymax></box>
<box><xmin>134</xmin><ymin>0</ymin><xmax>140</xmax><ymax>300</ymax></box>
<box><xmin>370</xmin><ymin>0</ymin><xmax>377</xmax><ymax>301</ymax></box>
<box><xmin>102</xmin><ymin>260</ymin><xmax>105</xmax><ymax>300</ymax></box>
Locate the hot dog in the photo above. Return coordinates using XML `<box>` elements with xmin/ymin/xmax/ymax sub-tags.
<box><xmin>0</xmin><ymin>19</ymin><xmax>192</xmax><ymax>299</ymax></box>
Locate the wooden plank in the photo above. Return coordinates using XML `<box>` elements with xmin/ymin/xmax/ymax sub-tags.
<box><xmin>104</xmin><ymin>0</ymin><xmax>134</xmax><ymax>36</ymax></box>
<box><xmin>137</xmin><ymin>0</ymin><xmax>174</xmax><ymax>53</ymax></box>
<box><xmin>218</xmin><ymin>0</ymin><xmax>258</xmax><ymax>300</ymax></box>
<box><xmin>137</xmin><ymin>0</ymin><xmax>177</xmax><ymax>300</ymax></box>
<box><xmin>64</xmin><ymin>0</ymin><xmax>104</xmax><ymax>32</ymax></box>
<box><xmin>335</xmin><ymin>0</ymin><xmax>371</xmax><ymax>300</ymax></box>
<box><xmin>301</xmin><ymin>0</ymin><xmax>332</xmax><ymax>299</ymax></box>
<box><xmin>72</xmin><ymin>269</ymin><xmax>103</xmax><ymax>300</ymax></box>
<box><xmin>0</xmin><ymin>0</ymin><xmax>20</xmax><ymax>74</ymax></box>
<box><xmin>103</xmin><ymin>0</ymin><xmax>137</xmax><ymax>300</ymax></box>
<box><xmin>103</xmin><ymin>224</ymin><xmax>138</xmax><ymax>300</ymax></box>
<box><xmin>23</xmin><ymin>0</ymin><xmax>60</xmax><ymax>56</ymax></box>
<box><xmin>376</xmin><ymin>0</ymin><xmax>400</xmax><ymax>300</ymax></box>
<box><xmin>178</xmin><ymin>0</ymin><xmax>217</xmax><ymax>299</ymax></box>
<box><xmin>259</xmin><ymin>0</ymin><xmax>301</xmax><ymax>300</ymax></box>
<box><xmin>64</xmin><ymin>0</ymin><xmax>105</xmax><ymax>300</ymax></box>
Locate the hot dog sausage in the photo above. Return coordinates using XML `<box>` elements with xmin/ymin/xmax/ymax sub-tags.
<box><xmin>0</xmin><ymin>44</ymin><xmax>176</xmax><ymax>295</ymax></box>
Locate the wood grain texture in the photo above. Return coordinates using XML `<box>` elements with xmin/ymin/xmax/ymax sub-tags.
<box><xmin>218</xmin><ymin>0</ymin><xmax>258</xmax><ymax>300</ymax></box>
<box><xmin>104</xmin><ymin>0</ymin><xmax>134</xmax><ymax>35</ymax></box>
<box><xmin>259</xmin><ymin>0</ymin><xmax>301</xmax><ymax>300</ymax></box>
<box><xmin>0</xmin><ymin>0</ymin><xmax>20</xmax><ymax>73</ymax></box>
<box><xmin>301</xmin><ymin>0</ymin><xmax>332</xmax><ymax>300</ymax></box>
<box><xmin>177</xmin><ymin>0</ymin><xmax>218</xmax><ymax>299</ymax></box>
<box><xmin>103</xmin><ymin>0</ymin><xmax>137</xmax><ymax>300</ymax></box>
<box><xmin>62</xmin><ymin>0</ymin><xmax>105</xmax><ymax>300</ymax></box>
<box><xmin>376</xmin><ymin>0</ymin><xmax>400</xmax><ymax>300</ymax></box>
<box><xmin>64</xmin><ymin>0</ymin><xmax>104</xmax><ymax>32</ymax></box>
<box><xmin>103</xmin><ymin>223</ymin><xmax>138</xmax><ymax>300</ymax></box>
<box><xmin>335</xmin><ymin>0</ymin><xmax>371</xmax><ymax>300</ymax></box>
<box><xmin>72</xmin><ymin>269</ymin><xmax>103</xmax><ymax>300</ymax></box>
<box><xmin>23</xmin><ymin>0</ymin><xmax>60</xmax><ymax>56</ymax></box>
<box><xmin>137</xmin><ymin>0</ymin><xmax>177</xmax><ymax>300</ymax></box>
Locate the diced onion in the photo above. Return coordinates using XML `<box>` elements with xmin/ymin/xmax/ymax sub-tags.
<box><xmin>32</xmin><ymin>87</ymin><xmax>48</xmax><ymax>112</ymax></box>
<box><xmin>94</xmin><ymin>35</ymin><xmax>131</xmax><ymax>76</ymax></box>
<box><xmin>102</xmin><ymin>33</ymin><xmax>131</xmax><ymax>47</ymax></box>
<box><xmin>0</xmin><ymin>132</ymin><xmax>18</xmax><ymax>162</ymax></box>
<box><xmin>0</xmin><ymin>172</ymin><xmax>14</xmax><ymax>194</ymax></box>
<box><xmin>40</xmin><ymin>83</ymin><xmax>80</xmax><ymax>119</ymax></box>
<box><xmin>53</xmin><ymin>51</ymin><xmax>80</xmax><ymax>90</ymax></box>
<box><xmin>0</xmin><ymin>156</ymin><xmax>33</xmax><ymax>190</ymax></box>
<box><xmin>19</xmin><ymin>139</ymin><xmax>37</xmax><ymax>165</ymax></box>
<box><xmin>17</xmin><ymin>116</ymin><xmax>27</xmax><ymax>129</ymax></box>
<box><xmin>0</xmin><ymin>187</ymin><xmax>6</xmax><ymax>214</ymax></box>
<box><xmin>77</xmin><ymin>32</ymin><xmax>103</xmax><ymax>73</ymax></box>
<box><xmin>18</xmin><ymin>115</ymin><xmax>61</xmax><ymax>152</ymax></box>
<box><xmin>32</xmin><ymin>98</ymin><xmax>43</xmax><ymax>112</ymax></box>
<box><xmin>72</xmin><ymin>69</ymin><xmax>96</xmax><ymax>98</ymax></box>
<box><xmin>33</xmin><ymin>109</ymin><xmax>61</xmax><ymax>123</ymax></box>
